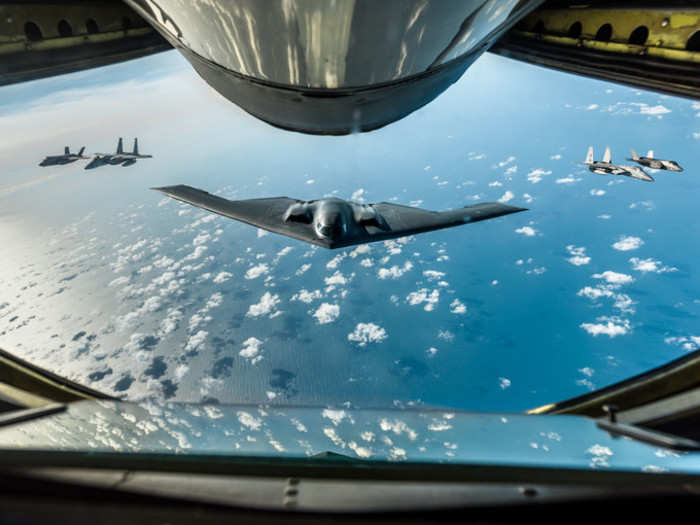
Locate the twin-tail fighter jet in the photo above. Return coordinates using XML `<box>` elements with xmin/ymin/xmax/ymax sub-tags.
<box><xmin>583</xmin><ymin>146</ymin><xmax>653</xmax><ymax>182</ymax></box>
<box><xmin>85</xmin><ymin>138</ymin><xmax>152</xmax><ymax>170</ymax></box>
<box><xmin>38</xmin><ymin>146</ymin><xmax>88</xmax><ymax>167</ymax></box>
<box><xmin>628</xmin><ymin>149</ymin><xmax>683</xmax><ymax>172</ymax></box>
<box><xmin>153</xmin><ymin>185</ymin><xmax>526</xmax><ymax>249</ymax></box>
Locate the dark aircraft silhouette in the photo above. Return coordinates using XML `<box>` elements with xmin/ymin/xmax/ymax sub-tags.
<box><xmin>583</xmin><ymin>146</ymin><xmax>653</xmax><ymax>182</ymax></box>
<box><xmin>153</xmin><ymin>185</ymin><xmax>526</xmax><ymax>249</ymax></box>
<box><xmin>85</xmin><ymin>138</ymin><xmax>152</xmax><ymax>169</ymax></box>
<box><xmin>628</xmin><ymin>149</ymin><xmax>683</xmax><ymax>172</ymax></box>
<box><xmin>39</xmin><ymin>146</ymin><xmax>88</xmax><ymax>166</ymax></box>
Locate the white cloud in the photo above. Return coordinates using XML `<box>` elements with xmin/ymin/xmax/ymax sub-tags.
<box><xmin>505</xmin><ymin>165</ymin><xmax>518</xmax><ymax>176</ymax></box>
<box><xmin>586</xmin><ymin>104</ymin><xmax>599</xmax><ymax>110</ymax></box>
<box><xmin>566</xmin><ymin>245</ymin><xmax>590</xmax><ymax>266</ymax></box>
<box><xmin>489</xmin><ymin>181</ymin><xmax>503</xmax><ymax>187</ymax></box>
<box><xmin>257</xmin><ymin>228</ymin><xmax>269</xmax><ymax>238</ymax></box>
<box><xmin>192</xmin><ymin>232</ymin><xmax>210</xmax><ymax>246</ymax></box>
<box><xmin>522</xmin><ymin>193</ymin><xmax>533</xmax><ymax>203</ymax></box>
<box><xmin>306</xmin><ymin>179</ymin><xmax>315</xmax><ymax>185</ymax></box>
<box><xmin>378</xmin><ymin>261</ymin><xmax>413</xmax><ymax>279</ymax></box>
<box><xmin>291</xmin><ymin>289</ymin><xmax>322</xmax><ymax>303</ymax></box>
<box><xmin>450</xmin><ymin>299</ymin><xmax>467</xmax><ymax>314</ymax></box>
<box><xmin>578</xmin><ymin>286</ymin><xmax>614</xmax><ymax>300</ymax></box>
<box><xmin>347</xmin><ymin>323</ymin><xmax>388</xmax><ymax>346</ymax></box>
<box><xmin>496</xmin><ymin>156</ymin><xmax>516</xmax><ymax>168</ymax></box>
<box><xmin>349</xmin><ymin>245</ymin><xmax>371</xmax><ymax>258</ymax></box>
<box><xmin>499</xmin><ymin>377</ymin><xmax>511</xmax><ymax>390</ymax></box>
<box><xmin>640</xmin><ymin>104</ymin><xmax>670</xmax><ymax>115</ymax></box>
<box><xmin>630</xmin><ymin>257</ymin><xmax>677</xmax><ymax>273</ymax></box>
<box><xmin>593</xmin><ymin>270</ymin><xmax>634</xmax><ymax>285</ymax></box>
<box><xmin>498</xmin><ymin>190</ymin><xmax>514</xmax><ymax>203</ymax></box>
<box><xmin>213</xmin><ymin>271</ymin><xmax>232</xmax><ymax>283</ymax></box>
<box><xmin>590</xmin><ymin>189</ymin><xmax>606</xmax><ymax>196</ymax></box>
<box><xmin>581</xmin><ymin>317</ymin><xmax>631</xmax><ymax>337</ymax></box>
<box><xmin>237</xmin><ymin>411</ymin><xmax>262</xmax><ymax>431</ymax></box>
<box><xmin>360</xmin><ymin>258</ymin><xmax>373</xmax><ymax>267</ymax></box>
<box><xmin>247</xmin><ymin>292</ymin><xmax>281</xmax><ymax>317</ymax></box>
<box><xmin>515</xmin><ymin>226</ymin><xmax>536</xmax><ymax>237</ymax></box>
<box><xmin>322</xmin><ymin>409</ymin><xmax>349</xmax><ymax>426</ymax></box>
<box><xmin>598</xmin><ymin>214</ymin><xmax>612</xmax><ymax>220</ymax></box>
<box><xmin>380</xmin><ymin>418</ymin><xmax>418</xmax><ymax>440</ymax></box>
<box><xmin>423</xmin><ymin>270</ymin><xmax>445</xmax><ymax>281</ymax></box>
<box><xmin>313</xmin><ymin>303</ymin><xmax>340</xmax><ymax>324</ymax></box>
<box><xmin>556</xmin><ymin>176</ymin><xmax>580</xmax><ymax>184</ymax></box>
<box><xmin>296</xmin><ymin>263</ymin><xmax>311</xmax><ymax>275</ymax></box>
<box><xmin>550</xmin><ymin>154</ymin><xmax>562</xmax><ymax>160</ymax></box>
<box><xmin>239</xmin><ymin>337</ymin><xmax>263</xmax><ymax>364</ymax></box>
<box><xmin>351</xmin><ymin>188</ymin><xmax>366</xmax><ymax>202</ymax></box>
<box><xmin>612</xmin><ymin>236</ymin><xmax>643</xmax><ymax>251</ymax></box>
<box><xmin>245</xmin><ymin>263</ymin><xmax>269</xmax><ymax>280</ymax></box>
<box><xmin>665</xmin><ymin>336</ymin><xmax>700</xmax><ymax>351</ymax></box>
<box><xmin>326</xmin><ymin>253</ymin><xmax>346</xmax><ymax>269</ymax></box>
<box><xmin>323</xmin><ymin>427</ymin><xmax>345</xmax><ymax>447</ymax></box>
<box><xmin>406</xmin><ymin>288</ymin><xmax>440</xmax><ymax>311</ymax></box>
<box><xmin>185</xmin><ymin>330</ymin><xmax>208</xmax><ymax>352</ymax></box>
<box><xmin>348</xmin><ymin>442</ymin><xmax>373</xmax><ymax>458</ymax></box>
<box><xmin>325</xmin><ymin>271</ymin><xmax>349</xmax><ymax>286</ymax></box>
<box><xmin>527</xmin><ymin>169</ymin><xmax>551</xmax><ymax>183</ymax></box>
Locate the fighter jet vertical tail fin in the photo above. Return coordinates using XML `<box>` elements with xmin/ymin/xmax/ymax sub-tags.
<box><xmin>585</xmin><ymin>146</ymin><xmax>593</xmax><ymax>165</ymax></box>
<box><xmin>78</xmin><ymin>147</ymin><xmax>85</xmax><ymax>156</ymax></box>
<box><xmin>603</xmin><ymin>146</ymin><xmax>611</xmax><ymax>163</ymax></box>
<box><xmin>117</xmin><ymin>138</ymin><xmax>123</xmax><ymax>154</ymax></box>
<box><xmin>64</xmin><ymin>146</ymin><xmax>70</xmax><ymax>155</ymax></box>
<box><xmin>647</xmin><ymin>150</ymin><xmax>654</xmax><ymax>159</ymax></box>
<box><xmin>133</xmin><ymin>138</ymin><xmax>139</xmax><ymax>156</ymax></box>
<box><xmin>630</xmin><ymin>149</ymin><xmax>639</xmax><ymax>161</ymax></box>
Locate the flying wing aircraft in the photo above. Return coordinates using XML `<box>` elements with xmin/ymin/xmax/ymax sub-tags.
<box><xmin>583</xmin><ymin>146</ymin><xmax>654</xmax><ymax>182</ymax></box>
<box><xmin>628</xmin><ymin>149</ymin><xmax>683</xmax><ymax>172</ymax></box>
<box><xmin>153</xmin><ymin>185</ymin><xmax>526</xmax><ymax>249</ymax></box>
<box><xmin>38</xmin><ymin>146</ymin><xmax>88</xmax><ymax>167</ymax></box>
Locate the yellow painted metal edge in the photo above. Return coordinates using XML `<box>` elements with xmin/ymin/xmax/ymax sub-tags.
<box><xmin>0</xmin><ymin>27</ymin><xmax>153</xmax><ymax>55</ymax></box>
<box><xmin>515</xmin><ymin>31</ymin><xmax>700</xmax><ymax>63</ymax></box>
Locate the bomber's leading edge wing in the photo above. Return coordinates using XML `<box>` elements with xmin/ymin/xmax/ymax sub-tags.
<box><xmin>152</xmin><ymin>185</ymin><xmax>329</xmax><ymax>247</ymax></box>
<box><xmin>334</xmin><ymin>201</ymin><xmax>527</xmax><ymax>248</ymax></box>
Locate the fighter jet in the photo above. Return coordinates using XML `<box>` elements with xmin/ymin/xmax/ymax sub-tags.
<box><xmin>153</xmin><ymin>185</ymin><xmax>526</xmax><ymax>249</ymax></box>
<box><xmin>85</xmin><ymin>138</ymin><xmax>152</xmax><ymax>169</ymax></box>
<box><xmin>628</xmin><ymin>149</ymin><xmax>683</xmax><ymax>172</ymax></box>
<box><xmin>583</xmin><ymin>146</ymin><xmax>653</xmax><ymax>182</ymax></box>
<box><xmin>117</xmin><ymin>138</ymin><xmax>153</xmax><ymax>167</ymax></box>
<box><xmin>38</xmin><ymin>146</ymin><xmax>88</xmax><ymax>166</ymax></box>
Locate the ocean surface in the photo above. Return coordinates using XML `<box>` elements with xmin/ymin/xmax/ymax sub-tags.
<box><xmin>1</xmin><ymin>50</ymin><xmax>699</xmax><ymax>412</ymax></box>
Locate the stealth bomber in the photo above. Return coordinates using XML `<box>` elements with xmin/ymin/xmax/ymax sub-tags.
<box><xmin>39</xmin><ymin>146</ymin><xmax>88</xmax><ymax>166</ymax></box>
<box><xmin>583</xmin><ymin>146</ymin><xmax>653</xmax><ymax>182</ymax></box>
<box><xmin>153</xmin><ymin>185</ymin><xmax>526</xmax><ymax>249</ymax></box>
<box><xmin>628</xmin><ymin>149</ymin><xmax>683</xmax><ymax>172</ymax></box>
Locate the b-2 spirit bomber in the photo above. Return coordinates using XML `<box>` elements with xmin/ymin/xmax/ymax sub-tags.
<box><xmin>153</xmin><ymin>185</ymin><xmax>526</xmax><ymax>249</ymax></box>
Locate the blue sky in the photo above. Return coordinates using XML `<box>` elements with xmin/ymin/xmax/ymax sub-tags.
<box><xmin>0</xmin><ymin>49</ymin><xmax>699</xmax><ymax>412</ymax></box>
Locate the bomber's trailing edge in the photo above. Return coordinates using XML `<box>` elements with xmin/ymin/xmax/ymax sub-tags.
<box><xmin>39</xmin><ymin>146</ymin><xmax>88</xmax><ymax>167</ymax></box>
<box><xmin>153</xmin><ymin>185</ymin><xmax>526</xmax><ymax>249</ymax></box>
<box><xmin>583</xmin><ymin>146</ymin><xmax>653</xmax><ymax>182</ymax></box>
<box><xmin>628</xmin><ymin>149</ymin><xmax>683</xmax><ymax>172</ymax></box>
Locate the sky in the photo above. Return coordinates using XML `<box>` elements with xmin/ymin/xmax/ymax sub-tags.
<box><xmin>0</xmin><ymin>48</ymin><xmax>699</xmax><ymax>413</ymax></box>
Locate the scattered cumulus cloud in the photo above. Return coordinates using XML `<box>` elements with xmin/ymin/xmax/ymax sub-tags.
<box><xmin>498</xmin><ymin>190</ymin><xmax>514</xmax><ymax>203</ymax></box>
<box><xmin>240</xmin><ymin>337</ymin><xmax>263</xmax><ymax>364</ymax></box>
<box><xmin>612</xmin><ymin>236</ymin><xmax>643</xmax><ymax>251</ymax></box>
<box><xmin>247</xmin><ymin>292</ymin><xmax>281</xmax><ymax>318</ymax></box>
<box><xmin>527</xmin><ymin>169</ymin><xmax>551</xmax><ymax>184</ymax></box>
<box><xmin>593</xmin><ymin>271</ymin><xmax>634</xmax><ymax>285</ymax></box>
<box><xmin>348</xmin><ymin>323</ymin><xmax>387</xmax><ymax>346</ymax></box>
<box><xmin>378</xmin><ymin>261</ymin><xmax>413</xmax><ymax>279</ymax></box>
<box><xmin>351</xmin><ymin>188</ymin><xmax>366</xmax><ymax>202</ymax></box>
<box><xmin>566</xmin><ymin>245</ymin><xmax>590</xmax><ymax>266</ymax></box>
<box><xmin>450</xmin><ymin>299</ymin><xmax>466</xmax><ymax>314</ymax></box>
<box><xmin>406</xmin><ymin>288</ymin><xmax>440</xmax><ymax>311</ymax></box>
<box><xmin>581</xmin><ymin>317</ymin><xmax>631</xmax><ymax>337</ymax></box>
<box><xmin>515</xmin><ymin>226</ymin><xmax>536</xmax><ymax>237</ymax></box>
<box><xmin>313</xmin><ymin>303</ymin><xmax>340</xmax><ymax>324</ymax></box>
<box><xmin>245</xmin><ymin>263</ymin><xmax>269</xmax><ymax>280</ymax></box>
<box><xmin>630</xmin><ymin>257</ymin><xmax>677</xmax><ymax>273</ymax></box>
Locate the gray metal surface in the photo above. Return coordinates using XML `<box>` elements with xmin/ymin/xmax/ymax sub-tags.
<box><xmin>152</xmin><ymin>185</ymin><xmax>526</xmax><ymax>249</ymax></box>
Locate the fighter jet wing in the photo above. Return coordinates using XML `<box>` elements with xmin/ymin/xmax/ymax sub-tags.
<box><xmin>343</xmin><ymin>201</ymin><xmax>526</xmax><ymax>248</ymax></box>
<box><xmin>152</xmin><ymin>185</ymin><xmax>329</xmax><ymax>247</ymax></box>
